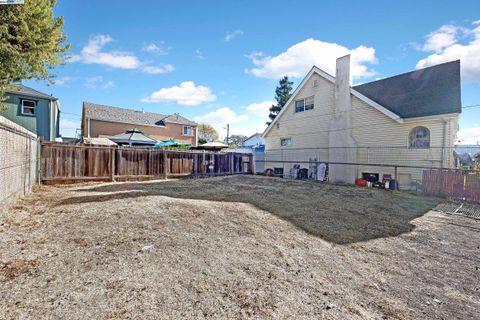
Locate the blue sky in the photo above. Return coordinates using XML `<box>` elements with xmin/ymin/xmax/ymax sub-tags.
<box><xmin>25</xmin><ymin>0</ymin><xmax>480</xmax><ymax>143</ymax></box>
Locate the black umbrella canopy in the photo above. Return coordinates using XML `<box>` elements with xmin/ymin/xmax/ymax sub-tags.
<box><xmin>109</xmin><ymin>128</ymin><xmax>157</xmax><ymax>146</ymax></box>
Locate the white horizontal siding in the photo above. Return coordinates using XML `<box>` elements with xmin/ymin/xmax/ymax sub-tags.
<box><xmin>264</xmin><ymin>71</ymin><xmax>459</xmax><ymax>187</ymax></box>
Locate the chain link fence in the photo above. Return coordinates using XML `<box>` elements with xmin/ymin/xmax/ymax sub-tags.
<box><xmin>254</xmin><ymin>146</ymin><xmax>479</xmax><ymax>191</ymax></box>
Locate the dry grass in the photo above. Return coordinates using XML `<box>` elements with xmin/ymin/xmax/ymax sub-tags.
<box><xmin>0</xmin><ymin>259</ymin><xmax>37</xmax><ymax>279</ymax></box>
<box><xmin>0</xmin><ymin>175</ymin><xmax>478</xmax><ymax>319</ymax></box>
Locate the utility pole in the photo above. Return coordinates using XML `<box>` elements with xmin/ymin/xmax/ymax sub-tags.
<box><xmin>224</xmin><ymin>124</ymin><xmax>230</xmax><ymax>144</ymax></box>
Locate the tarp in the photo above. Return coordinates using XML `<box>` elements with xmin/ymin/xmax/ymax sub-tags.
<box><xmin>154</xmin><ymin>139</ymin><xmax>191</xmax><ymax>148</ymax></box>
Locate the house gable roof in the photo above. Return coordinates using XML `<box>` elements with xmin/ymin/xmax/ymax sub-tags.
<box><xmin>245</xmin><ymin>132</ymin><xmax>262</xmax><ymax>142</ymax></box>
<box><xmin>263</xmin><ymin>66</ymin><xmax>402</xmax><ymax>137</ymax></box>
<box><xmin>263</xmin><ymin>60</ymin><xmax>462</xmax><ymax>137</ymax></box>
<box><xmin>7</xmin><ymin>84</ymin><xmax>57</xmax><ymax>100</ymax></box>
<box><xmin>353</xmin><ymin>60</ymin><xmax>461</xmax><ymax>119</ymax></box>
<box><xmin>83</xmin><ymin>102</ymin><xmax>197</xmax><ymax>127</ymax></box>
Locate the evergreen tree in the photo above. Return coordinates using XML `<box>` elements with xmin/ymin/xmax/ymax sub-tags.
<box><xmin>267</xmin><ymin>76</ymin><xmax>293</xmax><ymax>125</ymax></box>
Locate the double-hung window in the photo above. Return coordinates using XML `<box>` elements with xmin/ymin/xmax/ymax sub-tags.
<box><xmin>21</xmin><ymin>100</ymin><xmax>36</xmax><ymax>115</ymax></box>
<box><xmin>294</xmin><ymin>96</ymin><xmax>314</xmax><ymax>113</ymax></box>
<box><xmin>183</xmin><ymin>126</ymin><xmax>193</xmax><ymax>136</ymax></box>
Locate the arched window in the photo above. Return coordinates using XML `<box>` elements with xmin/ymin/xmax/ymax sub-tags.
<box><xmin>409</xmin><ymin>126</ymin><xmax>430</xmax><ymax>148</ymax></box>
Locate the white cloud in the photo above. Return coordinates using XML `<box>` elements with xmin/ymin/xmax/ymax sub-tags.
<box><xmin>60</xmin><ymin>118</ymin><xmax>80</xmax><ymax>137</ymax></box>
<box><xmin>52</xmin><ymin>76</ymin><xmax>72</xmax><ymax>86</ymax></box>
<box><xmin>142</xmin><ymin>41</ymin><xmax>170</xmax><ymax>55</ymax></box>
<box><xmin>85</xmin><ymin>76</ymin><xmax>115</xmax><ymax>89</ymax></box>
<box><xmin>416</xmin><ymin>21</ymin><xmax>480</xmax><ymax>81</ymax></box>
<box><xmin>245</xmin><ymin>101</ymin><xmax>273</xmax><ymax>119</ymax></box>
<box><xmin>224</xmin><ymin>29</ymin><xmax>244</xmax><ymax>42</ymax></box>
<box><xmin>193</xmin><ymin>101</ymin><xmax>273</xmax><ymax>138</ymax></box>
<box><xmin>142</xmin><ymin>64</ymin><xmax>175</xmax><ymax>74</ymax></box>
<box><xmin>246</xmin><ymin>38</ymin><xmax>378</xmax><ymax>80</ymax></box>
<box><xmin>457</xmin><ymin>124</ymin><xmax>480</xmax><ymax>145</ymax></box>
<box><xmin>195</xmin><ymin>49</ymin><xmax>205</xmax><ymax>60</ymax></box>
<box><xmin>194</xmin><ymin>107</ymin><xmax>249</xmax><ymax>137</ymax></box>
<box><xmin>70</xmin><ymin>35</ymin><xmax>174</xmax><ymax>74</ymax></box>
<box><xmin>141</xmin><ymin>81</ymin><xmax>216</xmax><ymax>106</ymax></box>
<box><xmin>60</xmin><ymin>118</ymin><xmax>80</xmax><ymax>130</ymax></box>
<box><xmin>422</xmin><ymin>25</ymin><xmax>459</xmax><ymax>53</ymax></box>
<box><xmin>70</xmin><ymin>35</ymin><xmax>140</xmax><ymax>69</ymax></box>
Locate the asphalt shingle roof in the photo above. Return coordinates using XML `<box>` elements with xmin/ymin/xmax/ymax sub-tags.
<box><xmin>353</xmin><ymin>60</ymin><xmax>461</xmax><ymax>118</ymax></box>
<box><xmin>7</xmin><ymin>84</ymin><xmax>57</xmax><ymax>100</ymax></box>
<box><xmin>83</xmin><ymin>102</ymin><xmax>197</xmax><ymax>126</ymax></box>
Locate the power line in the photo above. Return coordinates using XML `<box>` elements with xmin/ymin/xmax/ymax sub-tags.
<box><xmin>61</xmin><ymin>111</ymin><xmax>82</xmax><ymax>116</ymax></box>
<box><xmin>462</xmin><ymin>104</ymin><xmax>480</xmax><ymax>109</ymax></box>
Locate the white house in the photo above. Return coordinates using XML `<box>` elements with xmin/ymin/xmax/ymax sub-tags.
<box><xmin>262</xmin><ymin>56</ymin><xmax>461</xmax><ymax>189</ymax></box>
<box><xmin>243</xmin><ymin>133</ymin><xmax>265</xmax><ymax>148</ymax></box>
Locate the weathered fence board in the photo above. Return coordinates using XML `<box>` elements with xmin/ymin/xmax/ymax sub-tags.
<box><xmin>40</xmin><ymin>143</ymin><xmax>252</xmax><ymax>184</ymax></box>
<box><xmin>423</xmin><ymin>169</ymin><xmax>480</xmax><ymax>203</ymax></box>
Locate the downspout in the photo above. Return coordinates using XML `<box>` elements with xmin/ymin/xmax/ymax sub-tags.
<box><xmin>49</xmin><ymin>98</ymin><xmax>58</xmax><ymax>141</ymax></box>
<box><xmin>195</xmin><ymin>125</ymin><xmax>198</xmax><ymax>147</ymax></box>
<box><xmin>87</xmin><ymin>117</ymin><xmax>91</xmax><ymax>138</ymax></box>
<box><xmin>49</xmin><ymin>98</ymin><xmax>53</xmax><ymax>141</ymax></box>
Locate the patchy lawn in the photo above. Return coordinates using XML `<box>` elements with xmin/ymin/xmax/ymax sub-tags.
<box><xmin>0</xmin><ymin>175</ymin><xmax>478</xmax><ymax>319</ymax></box>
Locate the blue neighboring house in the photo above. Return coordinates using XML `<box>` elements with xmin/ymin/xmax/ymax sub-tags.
<box><xmin>0</xmin><ymin>84</ymin><xmax>60</xmax><ymax>141</ymax></box>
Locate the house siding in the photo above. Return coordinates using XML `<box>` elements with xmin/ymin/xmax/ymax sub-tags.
<box><xmin>244</xmin><ymin>134</ymin><xmax>264</xmax><ymax>147</ymax></box>
<box><xmin>84</xmin><ymin>119</ymin><xmax>198</xmax><ymax>146</ymax></box>
<box><xmin>0</xmin><ymin>94</ymin><xmax>58</xmax><ymax>141</ymax></box>
<box><xmin>264</xmin><ymin>73</ymin><xmax>459</xmax><ymax>188</ymax></box>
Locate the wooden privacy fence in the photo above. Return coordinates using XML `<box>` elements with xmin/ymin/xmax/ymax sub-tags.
<box><xmin>423</xmin><ymin>169</ymin><xmax>480</xmax><ymax>203</ymax></box>
<box><xmin>40</xmin><ymin>143</ymin><xmax>253</xmax><ymax>184</ymax></box>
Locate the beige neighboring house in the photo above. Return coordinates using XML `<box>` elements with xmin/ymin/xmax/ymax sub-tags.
<box><xmin>81</xmin><ymin>102</ymin><xmax>198</xmax><ymax>146</ymax></box>
<box><xmin>263</xmin><ymin>56</ymin><xmax>461</xmax><ymax>188</ymax></box>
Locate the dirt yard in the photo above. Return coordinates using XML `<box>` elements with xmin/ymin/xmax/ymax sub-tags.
<box><xmin>1</xmin><ymin>175</ymin><xmax>479</xmax><ymax>319</ymax></box>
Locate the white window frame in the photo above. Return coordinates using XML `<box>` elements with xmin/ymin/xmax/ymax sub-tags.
<box><xmin>183</xmin><ymin>126</ymin><xmax>193</xmax><ymax>136</ymax></box>
<box><xmin>294</xmin><ymin>96</ymin><xmax>314</xmax><ymax>113</ymax></box>
<box><xmin>21</xmin><ymin>99</ymin><xmax>36</xmax><ymax>116</ymax></box>
<box><xmin>280</xmin><ymin>137</ymin><xmax>292</xmax><ymax>147</ymax></box>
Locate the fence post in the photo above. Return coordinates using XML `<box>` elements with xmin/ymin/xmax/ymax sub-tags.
<box><xmin>394</xmin><ymin>166</ymin><xmax>398</xmax><ymax>190</ymax></box>
<box><xmin>37</xmin><ymin>138</ymin><xmax>43</xmax><ymax>184</ymax></box>
<box><xmin>250</xmin><ymin>154</ymin><xmax>255</xmax><ymax>174</ymax></box>
<box><xmin>163</xmin><ymin>150</ymin><xmax>168</xmax><ymax>179</ymax></box>
<box><xmin>202</xmin><ymin>151</ymin><xmax>206</xmax><ymax>177</ymax></box>
<box><xmin>110</xmin><ymin>147</ymin><xmax>116</xmax><ymax>182</ymax></box>
<box><xmin>147</xmin><ymin>149</ymin><xmax>152</xmax><ymax>176</ymax></box>
<box><xmin>230</xmin><ymin>153</ymin><xmax>234</xmax><ymax>175</ymax></box>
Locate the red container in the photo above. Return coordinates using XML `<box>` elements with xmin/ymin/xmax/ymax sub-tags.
<box><xmin>355</xmin><ymin>178</ymin><xmax>367</xmax><ymax>187</ymax></box>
